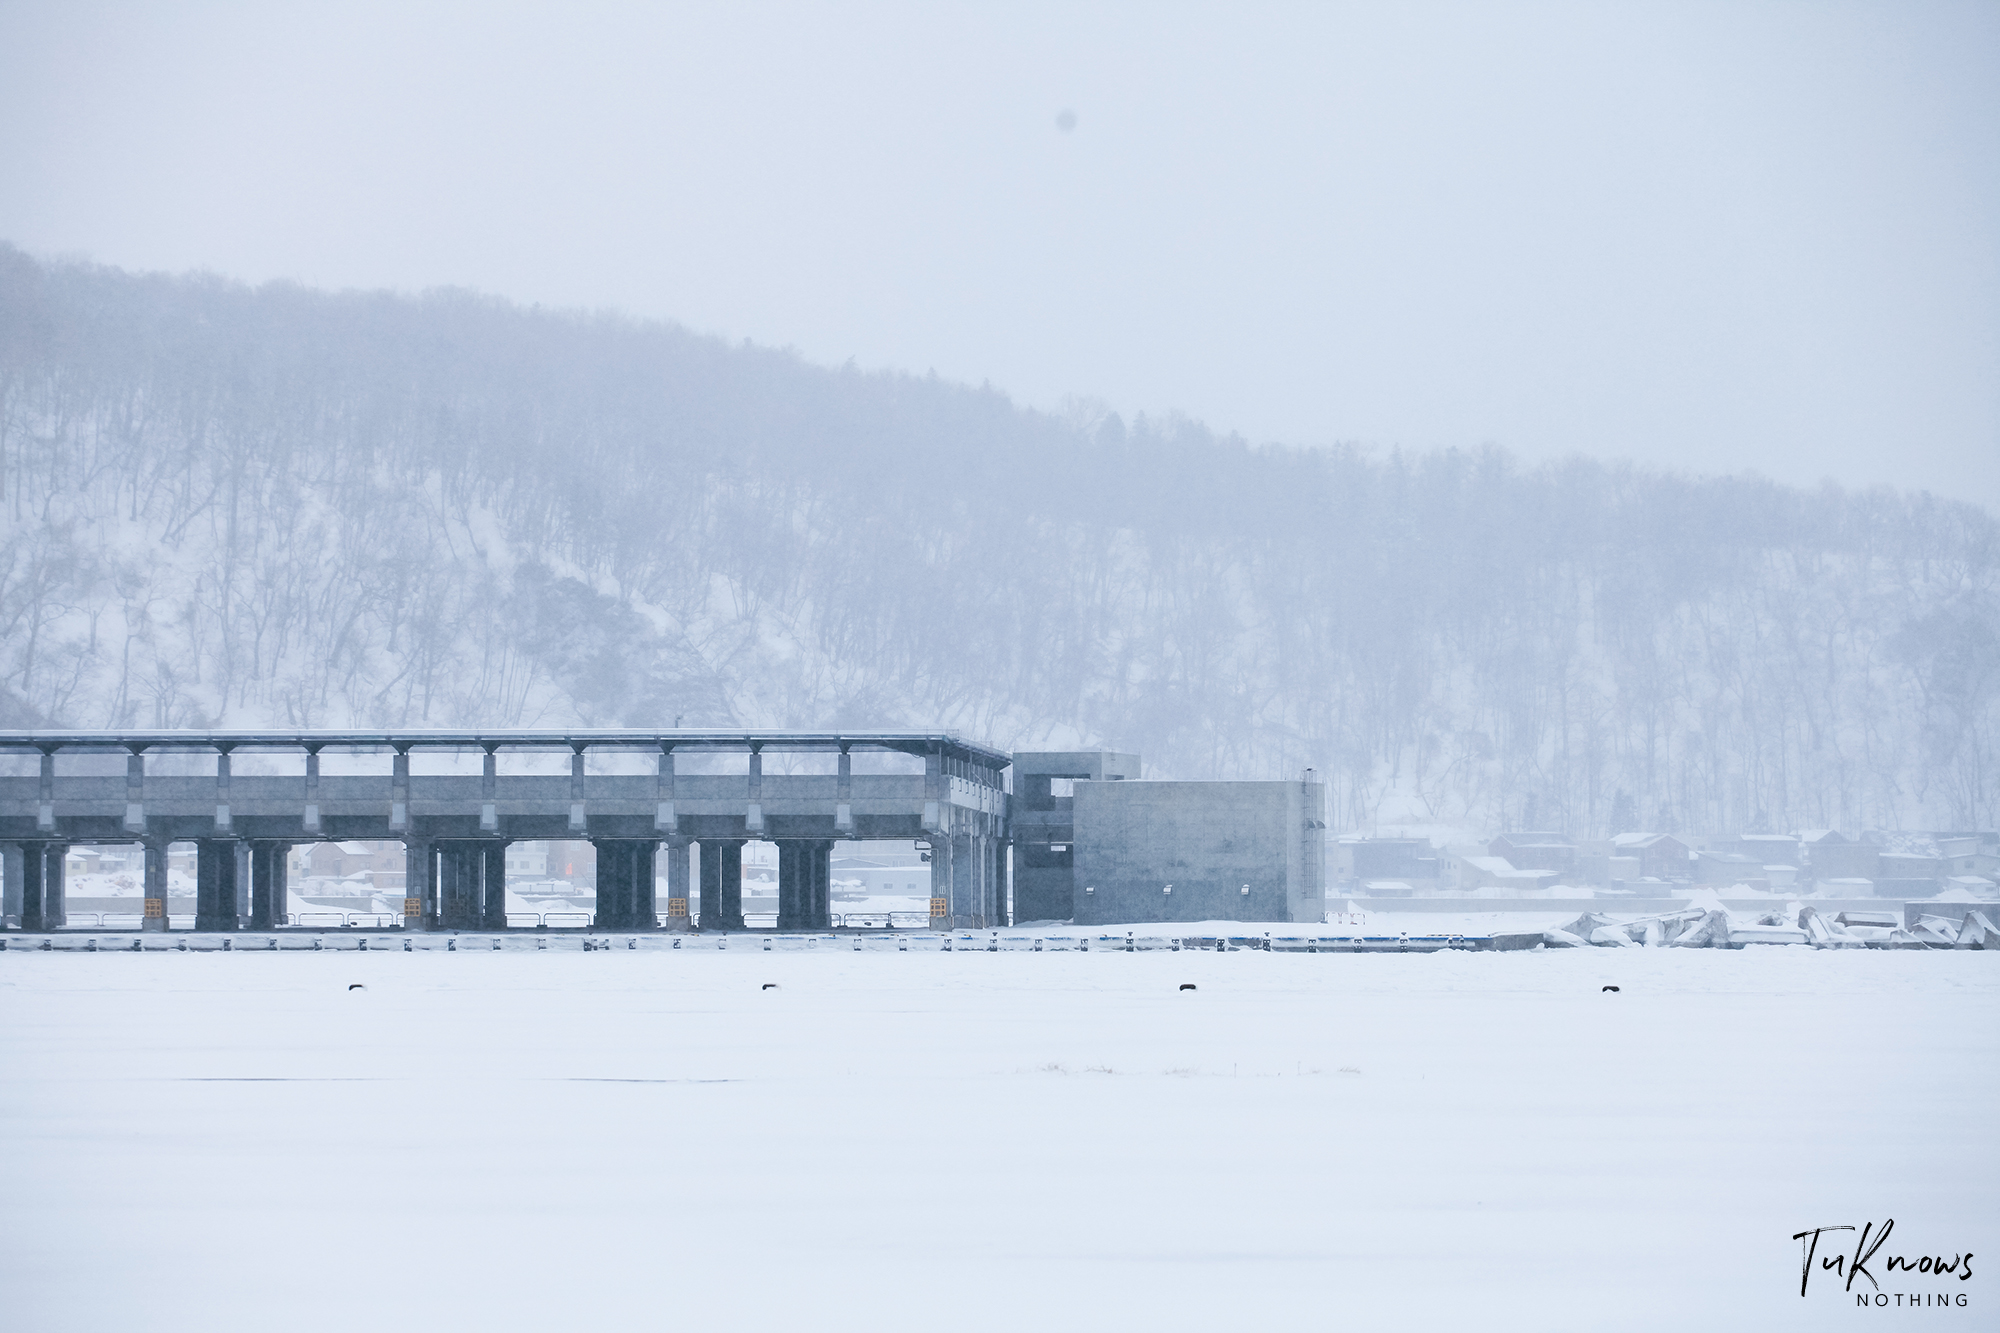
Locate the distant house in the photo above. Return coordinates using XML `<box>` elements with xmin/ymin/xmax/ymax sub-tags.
<box><xmin>1487</xmin><ymin>833</ymin><xmax>1577</xmax><ymax>875</ymax></box>
<box><xmin>298</xmin><ymin>841</ymin><xmax>401</xmax><ymax>879</ymax></box>
<box><xmin>1457</xmin><ymin>856</ymin><xmax>1560</xmax><ymax>893</ymax></box>
<box><xmin>1692</xmin><ymin>851</ymin><xmax>1765</xmax><ymax>887</ymax></box>
<box><xmin>1727</xmin><ymin>833</ymin><xmax>1800</xmax><ymax>866</ymax></box>
<box><xmin>1609</xmin><ymin>833</ymin><xmax>1690</xmax><ymax>881</ymax></box>
<box><xmin>1935</xmin><ymin>836</ymin><xmax>1999</xmax><ymax>878</ymax></box>
<box><xmin>1797</xmin><ymin>831</ymin><xmax>1879</xmax><ymax>881</ymax></box>
<box><xmin>1877</xmin><ymin>852</ymin><xmax>1942</xmax><ymax>880</ymax></box>
<box><xmin>1334</xmin><ymin>838</ymin><xmax>1436</xmax><ymax>882</ymax></box>
<box><xmin>506</xmin><ymin>843</ymin><xmax>550</xmax><ymax>877</ymax></box>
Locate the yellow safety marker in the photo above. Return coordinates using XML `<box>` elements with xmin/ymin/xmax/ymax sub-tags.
<box><xmin>929</xmin><ymin>897</ymin><xmax>948</xmax><ymax>917</ymax></box>
<box><xmin>666</xmin><ymin>897</ymin><xmax>689</xmax><ymax>915</ymax></box>
<box><xmin>143</xmin><ymin>899</ymin><xmax>163</xmax><ymax>918</ymax></box>
<box><xmin>403</xmin><ymin>897</ymin><xmax>422</xmax><ymax>917</ymax></box>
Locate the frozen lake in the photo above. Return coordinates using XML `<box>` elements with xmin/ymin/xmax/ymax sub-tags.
<box><xmin>2</xmin><ymin>948</ymin><xmax>1992</xmax><ymax>1330</ymax></box>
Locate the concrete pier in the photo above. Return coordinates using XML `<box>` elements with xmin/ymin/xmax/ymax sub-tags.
<box><xmin>10</xmin><ymin>842</ymin><xmax>63</xmax><ymax>931</ymax></box>
<box><xmin>143</xmin><ymin>840</ymin><xmax>167</xmax><ymax>930</ymax></box>
<box><xmin>1</xmin><ymin>729</ymin><xmax>1012</xmax><ymax>933</ymax></box>
<box><xmin>1</xmin><ymin>843</ymin><xmax>20</xmax><ymax>927</ymax></box>
<box><xmin>194</xmin><ymin>838</ymin><xmax>239</xmax><ymax>930</ymax></box>
<box><xmin>776</xmin><ymin>840</ymin><xmax>833</xmax><ymax>930</ymax></box>
<box><xmin>661</xmin><ymin>839</ymin><xmax>691</xmax><ymax>930</ymax></box>
<box><xmin>247</xmin><ymin>840</ymin><xmax>287</xmax><ymax>929</ymax></box>
<box><xmin>699</xmin><ymin>839</ymin><xmax>747</xmax><ymax>930</ymax></box>
<box><xmin>592</xmin><ymin>839</ymin><xmax>657</xmax><ymax>930</ymax></box>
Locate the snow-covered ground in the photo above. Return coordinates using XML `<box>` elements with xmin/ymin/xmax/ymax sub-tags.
<box><xmin>2</xmin><ymin>949</ymin><xmax>1992</xmax><ymax>1331</ymax></box>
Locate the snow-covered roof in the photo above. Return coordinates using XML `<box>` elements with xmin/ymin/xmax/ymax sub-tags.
<box><xmin>1465</xmin><ymin>857</ymin><xmax>1549</xmax><ymax>879</ymax></box>
<box><xmin>1795</xmin><ymin>829</ymin><xmax>1843</xmax><ymax>843</ymax></box>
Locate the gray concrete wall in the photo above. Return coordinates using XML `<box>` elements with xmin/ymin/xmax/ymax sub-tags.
<box><xmin>1007</xmin><ymin>752</ymin><xmax>1140</xmax><ymax>924</ymax></box>
<box><xmin>1073</xmin><ymin>780</ymin><xmax>1324</xmax><ymax>925</ymax></box>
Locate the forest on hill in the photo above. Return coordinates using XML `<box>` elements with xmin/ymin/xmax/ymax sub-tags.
<box><xmin>1</xmin><ymin>245</ymin><xmax>1995</xmax><ymax>834</ymax></box>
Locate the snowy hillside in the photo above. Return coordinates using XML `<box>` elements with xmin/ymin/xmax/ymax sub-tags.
<box><xmin>1</xmin><ymin>246</ymin><xmax>1995</xmax><ymax>833</ymax></box>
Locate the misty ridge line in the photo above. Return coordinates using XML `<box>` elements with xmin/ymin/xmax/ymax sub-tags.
<box><xmin>0</xmin><ymin>245</ymin><xmax>1994</xmax><ymax>835</ymax></box>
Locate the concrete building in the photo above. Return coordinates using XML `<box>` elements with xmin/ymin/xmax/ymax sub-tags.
<box><xmin>7</xmin><ymin>731</ymin><xmax>1328</xmax><ymax>933</ymax></box>
<box><xmin>1071</xmin><ymin>770</ymin><xmax>1326</xmax><ymax>926</ymax></box>
<box><xmin>1009</xmin><ymin>750</ymin><xmax>1140</xmax><ymax>923</ymax></box>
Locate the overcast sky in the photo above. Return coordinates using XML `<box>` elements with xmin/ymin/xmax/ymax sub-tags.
<box><xmin>3</xmin><ymin>1</ymin><xmax>1995</xmax><ymax>506</ymax></box>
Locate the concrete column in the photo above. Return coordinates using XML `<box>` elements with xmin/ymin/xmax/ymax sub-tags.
<box><xmin>697</xmin><ymin>839</ymin><xmax>746</xmax><ymax>930</ymax></box>
<box><xmin>125</xmin><ymin>749</ymin><xmax>146</xmax><ymax>834</ymax></box>
<box><xmin>776</xmin><ymin>842</ymin><xmax>805</xmax><ymax>930</ymax></box>
<box><xmin>233</xmin><ymin>841</ymin><xmax>252</xmax><ymax>921</ymax></box>
<box><xmin>53</xmin><ymin>844</ymin><xmax>70</xmax><ymax>928</ymax></box>
<box><xmin>248</xmin><ymin>841</ymin><xmax>288</xmax><ymax>929</ymax></box>
<box><xmin>214</xmin><ymin>748</ymin><xmax>233</xmax><ymax>833</ymax></box>
<box><xmin>18</xmin><ymin>843</ymin><xmax>47</xmax><ymax>931</ymax></box>
<box><xmin>439</xmin><ymin>844</ymin><xmax>482</xmax><ymax>930</ymax></box>
<box><xmin>142</xmin><ymin>840</ymin><xmax>169</xmax><ymax>931</ymax></box>
<box><xmin>656</xmin><ymin>747</ymin><xmax>677</xmax><ymax>835</ymax></box>
<box><xmin>481</xmin><ymin>842</ymin><xmax>509</xmax><ymax>930</ymax></box>
<box><xmin>952</xmin><ymin>827</ymin><xmax>976</xmax><ymax>928</ymax></box>
<box><xmin>808</xmin><ymin>839</ymin><xmax>832</xmax><ymax>930</ymax></box>
<box><xmin>2</xmin><ymin>843</ymin><xmax>22</xmax><ymax>927</ymax></box>
<box><xmin>435</xmin><ymin>846</ymin><xmax>458</xmax><ymax>927</ymax></box>
<box><xmin>599</xmin><ymin>840</ymin><xmax>663</xmax><ymax>928</ymax></box>
<box><xmin>36</xmin><ymin>749</ymin><xmax>54</xmax><ymax>832</ymax></box>
<box><xmin>695</xmin><ymin>842</ymin><xmax>715</xmax><ymax>929</ymax></box>
<box><xmin>406</xmin><ymin>839</ymin><xmax>434</xmax><ymax>929</ymax></box>
<box><xmin>480</xmin><ymin>747</ymin><xmax>499</xmax><ymax>833</ymax></box>
<box><xmin>591</xmin><ymin>839</ymin><xmax>626</xmax><ymax>929</ymax></box>
<box><xmin>29</xmin><ymin>840</ymin><xmax>68</xmax><ymax>924</ymax></box>
<box><xmin>719</xmin><ymin>840</ymin><xmax>745</xmax><ymax>929</ymax></box>
<box><xmin>990</xmin><ymin>830</ymin><xmax>1003</xmax><ymax>926</ymax></box>
<box><xmin>194</xmin><ymin>839</ymin><xmax>240</xmax><ymax>931</ymax></box>
<box><xmin>663</xmin><ymin>839</ymin><xmax>692</xmax><ymax>930</ymax></box>
<box><xmin>390</xmin><ymin>746</ymin><xmax>410</xmax><ymax>834</ymax></box>
<box><xmin>635</xmin><ymin>842</ymin><xmax>660</xmax><ymax>928</ymax></box>
<box><xmin>302</xmin><ymin>746</ymin><xmax>321</xmax><ymax>833</ymax></box>
<box><xmin>926</xmin><ymin>833</ymin><xmax>950</xmax><ymax>931</ymax></box>
<box><xmin>1001</xmin><ymin>840</ymin><xmax>1013</xmax><ymax>928</ymax></box>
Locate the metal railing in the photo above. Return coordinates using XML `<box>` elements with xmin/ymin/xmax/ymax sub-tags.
<box><xmin>831</xmin><ymin>910</ymin><xmax>933</xmax><ymax>929</ymax></box>
<box><xmin>504</xmin><ymin>911</ymin><xmax>594</xmax><ymax>929</ymax></box>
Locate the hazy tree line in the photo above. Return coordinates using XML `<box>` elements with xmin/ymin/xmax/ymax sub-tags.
<box><xmin>1</xmin><ymin>245</ymin><xmax>1994</xmax><ymax>834</ymax></box>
